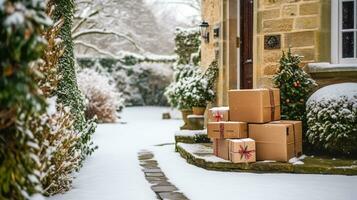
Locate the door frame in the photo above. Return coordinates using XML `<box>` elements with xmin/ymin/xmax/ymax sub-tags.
<box><xmin>238</xmin><ymin>0</ymin><xmax>254</xmax><ymax>89</ymax></box>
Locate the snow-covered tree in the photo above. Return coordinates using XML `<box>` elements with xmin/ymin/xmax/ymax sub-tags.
<box><xmin>50</xmin><ymin>0</ymin><xmax>97</xmax><ymax>164</ymax></box>
<box><xmin>0</xmin><ymin>0</ymin><xmax>51</xmax><ymax>199</ymax></box>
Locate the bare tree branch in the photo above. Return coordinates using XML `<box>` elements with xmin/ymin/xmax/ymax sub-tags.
<box><xmin>74</xmin><ymin>40</ymin><xmax>123</xmax><ymax>60</ymax></box>
<box><xmin>72</xmin><ymin>29</ymin><xmax>144</xmax><ymax>52</ymax></box>
<box><xmin>72</xmin><ymin>8</ymin><xmax>100</xmax><ymax>33</ymax></box>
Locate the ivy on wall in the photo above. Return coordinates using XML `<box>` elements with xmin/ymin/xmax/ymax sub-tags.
<box><xmin>51</xmin><ymin>0</ymin><xmax>96</xmax><ymax>163</ymax></box>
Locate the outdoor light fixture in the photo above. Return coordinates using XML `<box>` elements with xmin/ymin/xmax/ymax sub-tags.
<box><xmin>199</xmin><ymin>21</ymin><xmax>210</xmax><ymax>43</ymax></box>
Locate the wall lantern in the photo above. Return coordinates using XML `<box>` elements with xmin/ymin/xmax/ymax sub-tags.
<box><xmin>199</xmin><ymin>21</ymin><xmax>210</xmax><ymax>43</ymax></box>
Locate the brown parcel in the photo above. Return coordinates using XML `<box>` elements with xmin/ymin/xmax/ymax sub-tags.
<box><xmin>207</xmin><ymin>122</ymin><xmax>247</xmax><ymax>139</ymax></box>
<box><xmin>229</xmin><ymin>88</ymin><xmax>281</xmax><ymax>123</ymax></box>
<box><xmin>229</xmin><ymin>138</ymin><xmax>256</xmax><ymax>163</ymax></box>
<box><xmin>213</xmin><ymin>139</ymin><xmax>229</xmax><ymax>160</ymax></box>
<box><xmin>208</xmin><ymin>107</ymin><xmax>229</xmax><ymax>122</ymax></box>
<box><xmin>270</xmin><ymin>120</ymin><xmax>303</xmax><ymax>156</ymax></box>
<box><xmin>249</xmin><ymin>122</ymin><xmax>302</xmax><ymax>162</ymax></box>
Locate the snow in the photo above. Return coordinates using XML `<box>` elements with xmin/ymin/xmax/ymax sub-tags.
<box><xmin>49</xmin><ymin>107</ymin><xmax>357</xmax><ymax>200</ymax></box>
<box><xmin>175</xmin><ymin>129</ymin><xmax>207</xmax><ymax>137</ymax></box>
<box><xmin>209</xmin><ymin>107</ymin><xmax>229</xmax><ymax>111</ymax></box>
<box><xmin>154</xmin><ymin>145</ymin><xmax>357</xmax><ymax>200</ymax></box>
<box><xmin>48</xmin><ymin>107</ymin><xmax>181</xmax><ymax>200</ymax></box>
<box><xmin>307</xmin><ymin>83</ymin><xmax>357</xmax><ymax>103</ymax></box>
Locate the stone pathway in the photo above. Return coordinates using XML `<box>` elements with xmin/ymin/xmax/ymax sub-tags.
<box><xmin>138</xmin><ymin>150</ymin><xmax>189</xmax><ymax>200</ymax></box>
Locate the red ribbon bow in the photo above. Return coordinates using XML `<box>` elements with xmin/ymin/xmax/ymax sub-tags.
<box><xmin>238</xmin><ymin>144</ymin><xmax>255</xmax><ymax>160</ymax></box>
<box><xmin>213</xmin><ymin>112</ymin><xmax>223</xmax><ymax>122</ymax></box>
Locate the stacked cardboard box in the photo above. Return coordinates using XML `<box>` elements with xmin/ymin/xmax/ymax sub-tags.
<box><xmin>207</xmin><ymin>88</ymin><xmax>302</xmax><ymax>163</ymax></box>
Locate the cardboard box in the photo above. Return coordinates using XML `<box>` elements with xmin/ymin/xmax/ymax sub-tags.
<box><xmin>208</xmin><ymin>107</ymin><xmax>229</xmax><ymax>122</ymax></box>
<box><xmin>213</xmin><ymin>139</ymin><xmax>229</xmax><ymax>160</ymax></box>
<box><xmin>229</xmin><ymin>88</ymin><xmax>281</xmax><ymax>123</ymax></box>
<box><xmin>229</xmin><ymin>138</ymin><xmax>256</xmax><ymax>163</ymax></box>
<box><xmin>249</xmin><ymin>121</ymin><xmax>302</xmax><ymax>162</ymax></box>
<box><xmin>207</xmin><ymin>122</ymin><xmax>247</xmax><ymax>139</ymax></box>
<box><xmin>270</xmin><ymin>120</ymin><xmax>303</xmax><ymax>156</ymax></box>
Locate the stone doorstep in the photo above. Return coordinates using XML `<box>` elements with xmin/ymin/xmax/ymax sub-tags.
<box><xmin>176</xmin><ymin>143</ymin><xmax>357</xmax><ymax>176</ymax></box>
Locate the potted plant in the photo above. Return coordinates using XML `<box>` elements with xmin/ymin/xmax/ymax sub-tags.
<box><xmin>178</xmin><ymin>76</ymin><xmax>212</xmax><ymax>115</ymax></box>
<box><xmin>165</xmin><ymin>79</ymin><xmax>193</xmax><ymax>130</ymax></box>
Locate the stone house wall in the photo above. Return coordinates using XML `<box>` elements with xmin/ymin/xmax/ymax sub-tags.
<box><xmin>201</xmin><ymin>0</ymin><xmax>333</xmax><ymax>106</ymax></box>
<box><xmin>257</xmin><ymin>0</ymin><xmax>331</xmax><ymax>88</ymax></box>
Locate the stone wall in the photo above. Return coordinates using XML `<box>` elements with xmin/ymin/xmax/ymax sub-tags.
<box><xmin>256</xmin><ymin>0</ymin><xmax>331</xmax><ymax>88</ymax></box>
<box><xmin>201</xmin><ymin>0</ymin><xmax>332</xmax><ymax>105</ymax></box>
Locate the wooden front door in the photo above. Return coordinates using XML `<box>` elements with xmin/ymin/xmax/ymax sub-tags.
<box><xmin>240</xmin><ymin>0</ymin><xmax>254</xmax><ymax>89</ymax></box>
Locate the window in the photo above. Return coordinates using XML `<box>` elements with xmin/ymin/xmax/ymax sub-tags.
<box><xmin>332</xmin><ymin>0</ymin><xmax>357</xmax><ymax>64</ymax></box>
<box><xmin>338</xmin><ymin>0</ymin><xmax>357</xmax><ymax>63</ymax></box>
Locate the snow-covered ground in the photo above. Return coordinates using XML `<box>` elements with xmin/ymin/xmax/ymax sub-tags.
<box><xmin>50</xmin><ymin>107</ymin><xmax>357</xmax><ymax>200</ymax></box>
<box><xmin>49</xmin><ymin>107</ymin><xmax>181</xmax><ymax>200</ymax></box>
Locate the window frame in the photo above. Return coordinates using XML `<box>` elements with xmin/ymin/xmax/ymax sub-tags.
<box><xmin>331</xmin><ymin>0</ymin><xmax>357</xmax><ymax>64</ymax></box>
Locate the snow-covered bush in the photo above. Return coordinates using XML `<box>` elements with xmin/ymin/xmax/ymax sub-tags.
<box><xmin>174</xmin><ymin>27</ymin><xmax>201</xmax><ymax>65</ymax></box>
<box><xmin>132</xmin><ymin>63</ymin><xmax>173</xmax><ymax>106</ymax></box>
<box><xmin>33</xmin><ymin>102</ymin><xmax>81</xmax><ymax>196</ymax></box>
<box><xmin>77</xmin><ymin>68</ymin><xmax>124</xmax><ymax>123</ymax></box>
<box><xmin>306</xmin><ymin>83</ymin><xmax>357</xmax><ymax>155</ymax></box>
<box><xmin>165</xmin><ymin>64</ymin><xmax>200</xmax><ymax>109</ymax></box>
<box><xmin>77</xmin><ymin>57</ymin><xmax>174</xmax><ymax>106</ymax></box>
<box><xmin>0</xmin><ymin>1</ymin><xmax>51</xmax><ymax>199</ymax></box>
<box><xmin>165</xmin><ymin>60</ymin><xmax>219</xmax><ymax>109</ymax></box>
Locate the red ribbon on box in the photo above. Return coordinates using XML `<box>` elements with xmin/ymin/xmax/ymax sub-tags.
<box><xmin>219</xmin><ymin>123</ymin><xmax>224</xmax><ymax>139</ymax></box>
<box><xmin>213</xmin><ymin>112</ymin><xmax>223</xmax><ymax>122</ymax></box>
<box><xmin>238</xmin><ymin>143</ymin><xmax>255</xmax><ymax>160</ymax></box>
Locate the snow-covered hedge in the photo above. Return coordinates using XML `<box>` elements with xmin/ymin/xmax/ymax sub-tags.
<box><xmin>306</xmin><ymin>83</ymin><xmax>357</xmax><ymax>155</ymax></box>
<box><xmin>165</xmin><ymin>61</ymin><xmax>219</xmax><ymax>109</ymax></box>
<box><xmin>174</xmin><ymin>27</ymin><xmax>201</xmax><ymax>65</ymax></box>
<box><xmin>77</xmin><ymin>68</ymin><xmax>124</xmax><ymax>123</ymax></box>
<box><xmin>77</xmin><ymin>57</ymin><xmax>173</xmax><ymax>106</ymax></box>
<box><xmin>33</xmin><ymin>102</ymin><xmax>81</xmax><ymax>196</ymax></box>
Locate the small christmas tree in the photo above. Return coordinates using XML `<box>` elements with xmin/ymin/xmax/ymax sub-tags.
<box><xmin>273</xmin><ymin>49</ymin><xmax>316</xmax><ymax>122</ymax></box>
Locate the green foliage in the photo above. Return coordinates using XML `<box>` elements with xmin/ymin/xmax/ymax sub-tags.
<box><xmin>174</xmin><ymin>27</ymin><xmax>201</xmax><ymax>65</ymax></box>
<box><xmin>51</xmin><ymin>0</ymin><xmax>97</xmax><ymax>163</ymax></box>
<box><xmin>0</xmin><ymin>0</ymin><xmax>51</xmax><ymax>199</ymax></box>
<box><xmin>273</xmin><ymin>49</ymin><xmax>316</xmax><ymax>122</ymax></box>
<box><xmin>306</xmin><ymin>84</ymin><xmax>357</xmax><ymax>156</ymax></box>
<box><xmin>165</xmin><ymin>60</ymin><xmax>219</xmax><ymax>109</ymax></box>
<box><xmin>77</xmin><ymin>57</ymin><xmax>174</xmax><ymax>106</ymax></box>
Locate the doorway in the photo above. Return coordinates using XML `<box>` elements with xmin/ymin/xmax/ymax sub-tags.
<box><xmin>239</xmin><ymin>0</ymin><xmax>254</xmax><ymax>89</ymax></box>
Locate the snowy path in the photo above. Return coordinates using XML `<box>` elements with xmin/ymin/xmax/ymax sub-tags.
<box><xmin>49</xmin><ymin>107</ymin><xmax>181</xmax><ymax>200</ymax></box>
<box><xmin>50</xmin><ymin>107</ymin><xmax>357</xmax><ymax>200</ymax></box>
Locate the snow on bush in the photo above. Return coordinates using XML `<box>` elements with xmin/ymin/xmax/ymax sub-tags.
<box><xmin>77</xmin><ymin>58</ymin><xmax>174</xmax><ymax>106</ymax></box>
<box><xmin>77</xmin><ymin>68</ymin><xmax>124</xmax><ymax>123</ymax></box>
<box><xmin>165</xmin><ymin>61</ymin><xmax>218</xmax><ymax>109</ymax></box>
<box><xmin>33</xmin><ymin>102</ymin><xmax>81</xmax><ymax>196</ymax></box>
<box><xmin>306</xmin><ymin>83</ymin><xmax>357</xmax><ymax>155</ymax></box>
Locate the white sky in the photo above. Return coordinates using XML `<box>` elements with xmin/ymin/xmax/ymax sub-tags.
<box><xmin>144</xmin><ymin>0</ymin><xmax>200</xmax><ymax>24</ymax></box>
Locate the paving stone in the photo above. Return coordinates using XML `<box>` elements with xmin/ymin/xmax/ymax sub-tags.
<box><xmin>145</xmin><ymin>172</ymin><xmax>165</xmax><ymax>177</ymax></box>
<box><xmin>140</xmin><ymin>164</ymin><xmax>160</xmax><ymax>169</ymax></box>
<box><xmin>153</xmin><ymin>181</ymin><xmax>173</xmax><ymax>186</ymax></box>
<box><xmin>142</xmin><ymin>160</ymin><xmax>158</xmax><ymax>165</ymax></box>
<box><xmin>145</xmin><ymin>177</ymin><xmax>167</xmax><ymax>184</ymax></box>
<box><xmin>151</xmin><ymin>185</ymin><xmax>177</xmax><ymax>193</ymax></box>
<box><xmin>138</xmin><ymin>154</ymin><xmax>154</xmax><ymax>160</ymax></box>
<box><xmin>142</xmin><ymin>168</ymin><xmax>162</xmax><ymax>173</ymax></box>
<box><xmin>138</xmin><ymin>150</ymin><xmax>190</xmax><ymax>200</ymax></box>
<box><xmin>158</xmin><ymin>192</ymin><xmax>189</xmax><ymax>200</ymax></box>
